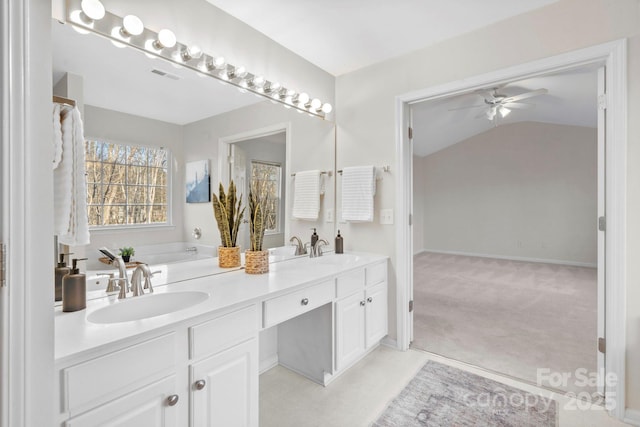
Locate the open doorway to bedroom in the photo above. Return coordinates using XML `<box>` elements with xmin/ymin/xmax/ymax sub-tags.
<box><xmin>410</xmin><ymin>64</ymin><xmax>603</xmax><ymax>397</ymax></box>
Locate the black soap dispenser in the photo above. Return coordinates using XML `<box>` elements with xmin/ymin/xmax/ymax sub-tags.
<box><xmin>62</xmin><ymin>258</ymin><xmax>88</xmax><ymax>312</ymax></box>
<box><xmin>335</xmin><ymin>230</ymin><xmax>344</xmax><ymax>254</ymax></box>
<box><xmin>311</xmin><ymin>228</ymin><xmax>318</xmax><ymax>247</ymax></box>
<box><xmin>54</xmin><ymin>252</ymin><xmax>73</xmax><ymax>302</ymax></box>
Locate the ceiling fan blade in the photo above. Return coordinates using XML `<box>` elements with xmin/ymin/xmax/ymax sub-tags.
<box><xmin>503</xmin><ymin>102</ymin><xmax>535</xmax><ymax>109</ymax></box>
<box><xmin>448</xmin><ymin>103</ymin><xmax>486</xmax><ymax>111</ymax></box>
<box><xmin>502</xmin><ymin>88</ymin><xmax>548</xmax><ymax>104</ymax></box>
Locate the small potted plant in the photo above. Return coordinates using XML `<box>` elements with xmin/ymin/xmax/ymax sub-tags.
<box><xmin>212</xmin><ymin>181</ymin><xmax>245</xmax><ymax>268</ymax></box>
<box><xmin>245</xmin><ymin>184</ymin><xmax>272</xmax><ymax>274</ymax></box>
<box><xmin>119</xmin><ymin>246</ymin><xmax>135</xmax><ymax>263</ymax></box>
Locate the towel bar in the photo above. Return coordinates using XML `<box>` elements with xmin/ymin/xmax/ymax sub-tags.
<box><xmin>337</xmin><ymin>165</ymin><xmax>390</xmax><ymax>175</ymax></box>
<box><xmin>291</xmin><ymin>170</ymin><xmax>333</xmax><ymax>177</ymax></box>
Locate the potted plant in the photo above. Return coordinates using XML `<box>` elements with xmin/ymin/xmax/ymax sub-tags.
<box><xmin>119</xmin><ymin>246</ymin><xmax>135</xmax><ymax>263</ymax></box>
<box><xmin>212</xmin><ymin>181</ymin><xmax>245</xmax><ymax>268</ymax></box>
<box><xmin>245</xmin><ymin>184</ymin><xmax>272</xmax><ymax>274</ymax></box>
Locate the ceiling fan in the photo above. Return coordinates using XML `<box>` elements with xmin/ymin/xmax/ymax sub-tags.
<box><xmin>451</xmin><ymin>87</ymin><xmax>549</xmax><ymax>121</ymax></box>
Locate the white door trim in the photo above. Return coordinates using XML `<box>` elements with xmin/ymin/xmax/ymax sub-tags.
<box><xmin>1</xmin><ymin>0</ymin><xmax>55</xmax><ymax>426</ymax></box>
<box><xmin>218</xmin><ymin>122</ymin><xmax>292</xmax><ymax>240</ymax></box>
<box><xmin>395</xmin><ymin>39</ymin><xmax>627</xmax><ymax>419</ymax></box>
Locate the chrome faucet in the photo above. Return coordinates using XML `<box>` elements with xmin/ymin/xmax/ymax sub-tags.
<box><xmin>306</xmin><ymin>238</ymin><xmax>330</xmax><ymax>258</ymax></box>
<box><xmin>130</xmin><ymin>264</ymin><xmax>160</xmax><ymax>297</ymax></box>
<box><xmin>316</xmin><ymin>239</ymin><xmax>330</xmax><ymax>256</ymax></box>
<box><xmin>289</xmin><ymin>236</ymin><xmax>306</xmax><ymax>256</ymax></box>
<box><xmin>113</xmin><ymin>256</ymin><xmax>131</xmax><ymax>299</ymax></box>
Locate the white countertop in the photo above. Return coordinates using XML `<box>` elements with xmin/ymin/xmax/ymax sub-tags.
<box><xmin>55</xmin><ymin>252</ymin><xmax>387</xmax><ymax>363</ymax></box>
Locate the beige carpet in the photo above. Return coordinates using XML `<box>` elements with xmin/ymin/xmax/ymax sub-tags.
<box><xmin>412</xmin><ymin>252</ymin><xmax>597</xmax><ymax>396</ymax></box>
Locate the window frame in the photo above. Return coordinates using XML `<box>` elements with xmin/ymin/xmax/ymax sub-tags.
<box><xmin>85</xmin><ymin>137</ymin><xmax>173</xmax><ymax>230</ymax></box>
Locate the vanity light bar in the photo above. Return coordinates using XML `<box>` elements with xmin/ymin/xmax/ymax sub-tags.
<box><xmin>66</xmin><ymin>0</ymin><xmax>332</xmax><ymax>119</ymax></box>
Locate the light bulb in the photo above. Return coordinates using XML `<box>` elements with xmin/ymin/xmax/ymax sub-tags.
<box><xmin>265</xmin><ymin>81</ymin><xmax>281</xmax><ymax>94</ymax></box>
<box><xmin>187</xmin><ymin>45</ymin><xmax>202</xmax><ymax>59</ymax></box>
<box><xmin>321</xmin><ymin>103</ymin><xmax>333</xmax><ymax>114</ymax></box>
<box><xmin>251</xmin><ymin>75</ymin><xmax>265</xmax><ymax>88</ymax></box>
<box><xmin>500</xmin><ymin>106</ymin><xmax>511</xmax><ymax>118</ymax></box>
<box><xmin>233</xmin><ymin>66</ymin><xmax>247</xmax><ymax>79</ymax></box>
<box><xmin>310</xmin><ymin>98</ymin><xmax>322</xmax><ymax>110</ymax></box>
<box><xmin>81</xmin><ymin>0</ymin><xmax>105</xmax><ymax>21</ymax></box>
<box><xmin>122</xmin><ymin>15</ymin><xmax>144</xmax><ymax>37</ymax></box>
<box><xmin>153</xmin><ymin>29</ymin><xmax>176</xmax><ymax>50</ymax></box>
<box><xmin>212</xmin><ymin>56</ymin><xmax>226</xmax><ymax>69</ymax></box>
<box><xmin>284</xmin><ymin>96</ymin><xmax>293</xmax><ymax>105</ymax></box>
<box><xmin>297</xmin><ymin>92</ymin><xmax>309</xmax><ymax>104</ymax></box>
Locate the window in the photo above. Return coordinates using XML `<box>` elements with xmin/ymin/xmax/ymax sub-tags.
<box><xmin>85</xmin><ymin>140</ymin><xmax>170</xmax><ymax>227</ymax></box>
<box><xmin>250</xmin><ymin>160</ymin><xmax>281</xmax><ymax>233</ymax></box>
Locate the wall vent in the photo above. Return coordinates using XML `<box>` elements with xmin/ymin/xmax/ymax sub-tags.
<box><xmin>150</xmin><ymin>68</ymin><xmax>180</xmax><ymax>81</ymax></box>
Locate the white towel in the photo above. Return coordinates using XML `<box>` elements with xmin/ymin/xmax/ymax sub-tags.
<box><xmin>292</xmin><ymin>170</ymin><xmax>321</xmax><ymax>220</ymax></box>
<box><xmin>52</xmin><ymin>104</ymin><xmax>63</xmax><ymax>169</ymax></box>
<box><xmin>54</xmin><ymin>105</ymin><xmax>90</xmax><ymax>246</ymax></box>
<box><xmin>341</xmin><ymin>166</ymin><xmax>376</xmax><ymax>222</ymax></box>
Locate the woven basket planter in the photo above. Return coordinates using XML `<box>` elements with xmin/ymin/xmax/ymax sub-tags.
<box><xmin>218</xmin><ymin>246</ymin><xmax>241</xmax><ymax>268</ymax></box>
<box><xmin>245</xmin><ymin>250</ymin><xmax>269</xmax><ymax>274</ymax></box>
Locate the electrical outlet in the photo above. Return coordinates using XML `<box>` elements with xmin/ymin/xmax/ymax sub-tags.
<box><xmin>325</xmin><ymin>208</ymin><xmax>334</xmax><ymax>223</ymax></box>
<box><xmin>380</xmin><ymin>209</ymin><xmax>394</xmax><ymax>225</ymax></box>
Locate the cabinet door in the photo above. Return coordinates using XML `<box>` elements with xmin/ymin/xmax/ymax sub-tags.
<box><xmin>65</xmin><ymin>376</ymin><xmax>179</xmax><ymax>427</ymax></box>
<box><xmin>335</xmin><ymin>291</ymin><xmax>366</xmax><ymax>371</ymax></box>
<box><xmin>191</xmin><ymin>339</ymin><xmax>258</xmax><ymax>427</ymax></box>
<box><xmin>365</xmin><ymin>282</ymin><xmax>388</xmax><ymax>348</ymax></box>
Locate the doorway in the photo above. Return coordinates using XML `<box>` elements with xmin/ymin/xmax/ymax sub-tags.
<box><xmin>394</xmin><ymin>40</ymin><xmax>627</xmax><ymax>416</ymax></box>
<box><xmin>219</xmin><ymin>125</ymin><xmax>289</xmax><ymax>251</ymax></box>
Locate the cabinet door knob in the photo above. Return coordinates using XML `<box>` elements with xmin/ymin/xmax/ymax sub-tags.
<box><xmin>301</xmin><ymin>298</ymin><xmax>309</xmax><ymax>306</ymax></box>
<box><xmin>166</xmin><ymin>394</ymin><xmax>179</xmax><ymax>406</ymax></box>
<box><xmin>360</xmin><ymin>300</ymin><xmax>366</xmax><ymax>306</ymax></box>
<box><xmin>367</xmin><ymin>297</ymin><xmax>373</xmax><ymax>303</ymax></box>
<box><xmin>194</xmin><ymin>379</ymin><xmax>206</xmax><ymax>390</ymax></box>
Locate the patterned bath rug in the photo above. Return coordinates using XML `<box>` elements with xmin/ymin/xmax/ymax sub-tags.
<box><xmin>373</xmin><ymin>360</ymin><xmax>557</xmax><ymax>427</ymax></box>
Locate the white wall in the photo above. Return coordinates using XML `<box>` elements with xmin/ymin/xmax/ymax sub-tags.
<box><xmin>335</xmin><ymin>0</ymin><xmax>640</xmax><ymax>411</ymax></box>
<box><xmin>81</xmin><ymin>105</ymin><xmax>185</xmax><ymax>267</ymax></box>
<box><xmin>183</xmin><ymin>101</ymin><xmax>335</xmax><ymax>250</ymax></box>
<box><xmin>415</xmin><ymin>122</ymin><xmax>597</xmax><ymax>266</ymax></box>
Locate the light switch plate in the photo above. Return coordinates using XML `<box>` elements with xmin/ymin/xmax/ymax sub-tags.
<box><xmin>380</xmin><ymin>209</ymin><xmax>394</xmax><ymax>225</ymax></box>
<box><xmin>325</xmin><ymin>208</ymin><xmax>334</xmax><ymax>223</ymax></box>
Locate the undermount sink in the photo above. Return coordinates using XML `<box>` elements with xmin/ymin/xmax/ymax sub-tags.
<box><xmin>87</xmin><ymin>291</ymin><xmax>209</xmax><ymax>324</ymax></box>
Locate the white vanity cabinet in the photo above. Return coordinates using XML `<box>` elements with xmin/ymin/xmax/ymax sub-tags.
<box><xmin>56</xmin><ymin>304</ymin><xmax>259</xmax><ymax>427</ymax></box>
<box><xmin>335</xmin><ymin>262</ymin><xmax>388</xmax><ymax>372</ymax></box>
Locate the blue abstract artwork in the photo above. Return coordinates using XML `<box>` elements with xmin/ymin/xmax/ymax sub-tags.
<box><xmin>186</xmin><ymin>160</ymin><xmax>211</xmax><ymax>203</ymax></box>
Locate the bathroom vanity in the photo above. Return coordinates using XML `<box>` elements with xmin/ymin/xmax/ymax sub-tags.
<box><xmin>54</xmin><ymin>253</ymin><xmax>388</xmax><ymax>426</ymax></box>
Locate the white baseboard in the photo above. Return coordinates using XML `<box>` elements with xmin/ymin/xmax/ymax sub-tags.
<box><xmin>625</xmin><ymin>409</ymin><xmax>640</xmax><ymax>426</ymax></box>
<box><xmin>421</xmin><ymin>248</ymin><xmax>597</xmax><ymax>268</ymax></box>
<box><xmin>259</xmin><ymin>354</ymin><xmax>279</xmax><ymax>374</ymax></box>
<box><xmin>381</xmin><ymin>336</ymin><xmax>398</xmax><ymax>350</ymax></box>
<box><xmin>413</xmin><ymin>249</ymin><xmax>428</xmax><ymax>256</ymax></box>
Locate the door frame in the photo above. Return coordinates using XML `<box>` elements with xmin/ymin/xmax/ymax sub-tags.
<box><xmin>218</xmin><ymin>122</ymin><xmax>292</xmax><ymax>243</ymax></box>
<box><xmin>395</xmin><ymin>39</ymin><xmax>627</xmax><ymax>418</ymax></box>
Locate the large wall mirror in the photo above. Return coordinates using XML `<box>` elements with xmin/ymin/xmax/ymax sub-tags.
<box><xmin>52</xmin><ymin>20</ymin><xmax>336</xmax><ymax>281</ymax></box>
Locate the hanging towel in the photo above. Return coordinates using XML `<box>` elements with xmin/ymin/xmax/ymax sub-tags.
<box><xmin>52</xmin><ymin>104</ymin><xmax>63</xmax><ymax>169</ymax></box>
<box><xmin>292</xmin><ymin>170</ymin><xmax>321</xmax><ymax>220</ymax></box>
<box><xmin>54</xmin><ymin>105</ymin><xmax>90</xmax><ymax>246</ymax></box>
<box><xmin>341</xmin><ymin>166</ymin><xmax>376</xmax><ymax>222</ymax></box>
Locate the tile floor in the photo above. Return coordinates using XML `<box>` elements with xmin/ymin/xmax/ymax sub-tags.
<box><xmin>260</xmin><ymin>345</ymin><xmax>631</xmax><ymax>427</ymax></box>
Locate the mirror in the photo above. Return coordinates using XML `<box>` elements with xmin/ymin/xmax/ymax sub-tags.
<box><xmin>52</xmin><ymin>20</ymin><xmax>336</xmax><ymax>301</ymax></box>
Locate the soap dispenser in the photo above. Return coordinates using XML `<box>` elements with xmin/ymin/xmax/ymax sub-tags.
<box><xmin>62</xmin><ymin>258</ymin><xmax>88</xmax><ymax>312</ymax></box>
<box><xmin>335</xmin><ymin>230</ymin><xmax>344</xmax><ymax>254</ymax></box>
<box><xmin>311</xmin><ymin>228</ymin><xmax>318</xmax><ymax>247</ymax></box>
<box><xmin>54</xmin><ymin>252</ymin><xmax>73</xmax><ymax>302</ymax></box>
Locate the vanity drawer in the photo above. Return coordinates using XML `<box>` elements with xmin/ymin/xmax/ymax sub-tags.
<box><xmin>336</xmin><ymin>269</ymin><xmax>364</xmax><ymax>298</ymax></box>
<box><xmin>190</xmin><ymin>304</ymin><xmax>257</xmax><ymax>360</ymax></box>
<box><xmin>263</xmin><ymin>280</ymin><xmax>335</xmax><ymax>328</ymax></box>
<box><xmin>366</xmin><ymin>262</ymin><xmax>387</xmax><ymax>286</ymax></box>
<box><xmin>62</xmin><ymin>333</ymin><xmax>176</xmax><ymax>416</ymax></box>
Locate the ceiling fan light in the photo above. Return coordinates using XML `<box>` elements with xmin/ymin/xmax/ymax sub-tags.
<box><xmin>500</xmin><ymin>106</ymin><xmax>511</xmax><ymax>118</ymax></box>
